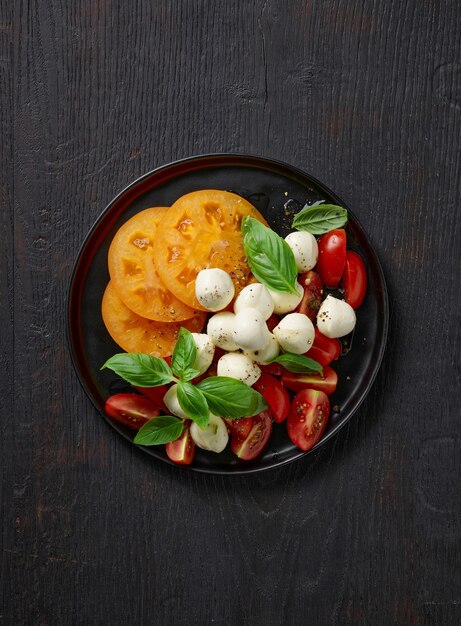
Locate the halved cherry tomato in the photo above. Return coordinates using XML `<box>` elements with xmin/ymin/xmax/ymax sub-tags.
<box><xmin>231</xmin><ymin>410</ymin><xmax>273</xmax><ymax>460</ymax></box>
<box><xmin>342</xmin><ymin>250</ymin><xmax>367</xmax><ymax>309</ymax></box>
<box><xmin>315</xmin><ymin>229</ymin><xmax>347</xmax><ymax>287</ymax></box>
<box><xmin>306</xmin><ymin>328</ymin><xmax>341</xmax><ymax>367</ymax></box>
<box><xmin>224</xmin><ymin>417</ymin><xmax>253</xmax><ymax>439</ymax></box>
<box><xmin>266</xmin><ymin>314</ymin><xmax>281</xmax><ymax>332</ymax></box>
<box><xmin>282</xmin><ymin>365</ymin><xmax>338</xmax><ymax>395</ymax></box>
<box><xmin>136</xmin><ymin>385</ymin><xmax>169</xmax><ymax>412</ymax></box>
<box><xmin>253</xmin><ymin>372</ymin><xmax>290</xmax><ymax>423</ymax></box>
<box><xmin>259</xmin><ymin>362</ymin><xmax>284</xmax><ymax>377</ymax></box>
<box><xmin>295</xmin><ymin>271</ymin><xmax>323</xmax><ymax>321</ymax></box>
<box><xmin>105</xmin><ymin>393</ymin><xmax>160</xmax><ymax>430</ymax></box>
<box><xmin>287</xmin><ymin>389</ymin><xmax>330</xmax><ymax>451</ymax></box>
<box><xmin>166</xmin><ymin>421</ymin><xmax>195</xmax><ymax>465</ymax></box>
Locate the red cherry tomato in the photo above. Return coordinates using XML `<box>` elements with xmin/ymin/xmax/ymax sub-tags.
<box><xmin>287</xmin><ymin>389</ymin><xmax>330</xmax><ymax>451</ymax></box>
<box><xmin>342</xmin><ymin>250</ymin><xmax>367</xmax><ymax>309</ymax></box>
<box><xmin>253</xmin><ymin>372</ymin><xmax>290</xmax><ymax>423</ymax></box>
<box><xmin>282</xmin><ymin>365</ymin><xmax>338</xmax><ymax>395</ymax></box>
<box><xmin>307</xmin><ymin>328</ymin><xmax>341</xmax><ymax>367</ymax></box>
<box><xmin>315</xmin><ymin>229</ymin><xmax>347</xmax><ymax>287</ymax></box>
<box><xmin>105</xmin><ymin>393</ymin><xmax>160</xmax><ymax>430</ymax></box>
<box><xmin>259</xmin><ymin>362</ymin><xmax>284</xmax><ymax>377</ymax></box>
<box><xmin>224</xmin><ymin>417</ymin><xmax>253</xmax><ymax>439</ymax></box>
<box><xmin>266</xmin><ymin>314</ymin><xmax>281</xmax><ymax>332</ymax></box>
<box><xmin>166</xmin><ymin>421</ymin><xmax>195</xmax><ymax>465</ymax></box>
<box><xmin>231</xmin><ymin>410</ymin><xmax>273</xmax><ymax>460</ymax></box>
<box><xmin>136</xmin><ymin>385</ymin><xmax>169</xmax><ymax>412</ymax></box>
<box><xmin>295</xmin><ymin>271</ymin><xmax>323</xmax><ymax>321</ymax></box>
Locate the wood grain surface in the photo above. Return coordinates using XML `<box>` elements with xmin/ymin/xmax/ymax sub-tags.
<box><xmin>3</xmin><ymin>1</ymin><xmax>461</xmax><ymax>624</ymax></box>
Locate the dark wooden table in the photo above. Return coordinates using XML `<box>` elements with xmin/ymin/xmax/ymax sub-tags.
<box><xmin>3</xmin><ymin>1</ymin><xmax>461</xmax><ymax>624</ymax></box>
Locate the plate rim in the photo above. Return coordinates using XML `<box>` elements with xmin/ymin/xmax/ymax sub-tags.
<box><xmin>67</xmin><ymin>152</ymin><xmax>389</xmax><ymax>475</ymax></box>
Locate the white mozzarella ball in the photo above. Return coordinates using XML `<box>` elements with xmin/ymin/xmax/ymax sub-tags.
<box><xmin>317</xmin><ymin>295</ymin><xmax>356</xmax><ymax>338</ymax></box>
<box><xmin>191</xmin><ymin>333</ymin><xmax>215</xmax><ymax>374</ymax></box>
<box><xmin>273</xmin><ymin>313</ymin><xmax>315</xmax><ymax>354</ymax></box>
<box><xmin>245</xmin><ymin>333</ymin><xmax>280</xmax><ymax>364</ymax></box>
<box><xmin>233</xmin><ymin>283</ymin><xmax>274</xmax><ymax>320</ymax></box>
<box><xmin>268</xmin><ymin>282</ymin><xmax>303</xmax><ymax>314</ymax></box>
<box><xmin>163</xmin><ymin>384</ymin><xmax>189</xmax><ymax>419</ymax></box>
<box><xmin>206</xmin><ymin>312</ymin><xmax>239</xmax><ymax>351</ymax></box>
<box><xmin>232</xmin><ymin>308</ymin><xmax>270</xmax><ymax>351</ymax></box>
<box><xmin>285</xmin><ymin>231</ymin><xmax>319</xmax><ymax>272</ymax></box>
<box><xmin>190</xmin><ymin>414</ymin><xmax>229</xmax><ymax>453</ymax></box>
<box><xmin>195</xmin><ymin>268</ymin><xmax>235</xmax><ymax>311</ymax></box>
<box><xmin>217</xmin><ymin>353</ymin><xmax>261</xmax><ymax>386</ymax></box>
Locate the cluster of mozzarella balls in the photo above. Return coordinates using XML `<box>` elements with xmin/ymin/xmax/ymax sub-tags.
<box><xmin>164</xmin><ymin>230</ymin><xmax>357</xmax><ymax>453</ymax></box>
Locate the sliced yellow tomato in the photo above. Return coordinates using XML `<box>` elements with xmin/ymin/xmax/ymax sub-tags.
<box><xmin>101</xmin><ymin>282</ymin><xmax>206</xmax><ymax>357</ymax></box>
<box><xmin>108</xmin><ymin>207</ymin><xmax>199</xmax><ymax>322</ymax></box>
<box><xmin>153</xmin><ymin>190</ymin><xmax>268</xmax><ymax>310</ymax></box>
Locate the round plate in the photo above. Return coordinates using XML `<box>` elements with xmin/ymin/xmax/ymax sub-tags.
<box><xmin>67</xmin><ymin>154</ymin><xmax>388</xmax><ymax>475</ymax></box>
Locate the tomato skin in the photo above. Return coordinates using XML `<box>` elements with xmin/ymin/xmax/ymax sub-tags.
<box><xmin>295</xmin><ymin>271</ymin><xmax>323</xmax><ymax>321</ymax></box>
<box><xmin>342</xmin><ymin>250</ymin><xmax>367</xmax><ymax>309</ymax></box>
<box><xmin>224</xmin><ymin>417</ymin><xmax>253</xmax><ymax>439</ymax></box>
<box><xmin>306</xmin><ymin>328</ymin><xmax>341</xmax><ymax>367</ymax></box>
<box><xmin>136</xmin><ymin>385</ymin><xmax>169</xmax><ymax>412</ymax></box>
<box><xmin>266</xmin><ymin>314</ymin><xmax>281</xmax><ymax>332</ymax></box>
<box><xmin>315</xmin><ymin>229</ymin><xmax>347</xmax><ymax>287</ymax></box>
<box><xmin>259</xmin><ymin>362</ymin><xmax>284</xmax><ymax>377</ymax></box>
<box><xmin>287</xmin><ymin>389</ymin><xmax>330</xmax><ymax>451</ymax></box>
<box><xmin>231</xmin><ymin>410</ymin><xmax>273</xmax><ymax>460</ymax></box>
<box><xmin>105</xmin><ymin>393</ymin><xmax>160</xmax><ymax>430</ymax></box>
<box><xmin>166</xmin><ymin>421</ymin><xmax>195</xmax><ymax>465</ymax></box>
<box><xmin>282</xmin><ymin>365</ymin><xmax>338</xmax><ymax>395</ymax></box>
<box><xmin>253</xmin><ymin>372</ymin><xmax>290</xmax><ymax>423</ymax></box>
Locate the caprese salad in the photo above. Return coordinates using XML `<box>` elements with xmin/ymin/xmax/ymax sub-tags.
<box><xmin>101</xmin><ymin>190</ymin><xmax>367</xmax><ymax>465</ymax></box>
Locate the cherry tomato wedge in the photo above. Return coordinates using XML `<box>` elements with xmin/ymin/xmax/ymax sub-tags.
<box><xmin>287</xmin><ymin>389</ymin><xmax>330</xmax><ymax>451</ymax></box>
<box><xmin>224</xmin><ymin>417</ymin><xmax>253</xmax><ymax>439</ymax></box>
<box><xmin>136</xmin><ymin>385</ymin><xmax>169</xmax><ymax>413</ymax></box>
<box><xmin>105</xmin><ymin>393</ymin><xmax>160</xmax><ymax>430</ymax></box>
<box><xmin>259</xmin><ymin>362</ymin><xmax>284</xmax><ymax>377</ymax></box>
<box><xmin>295</xmin><ymin>271</ymin><xmax>323</xmax><ymax>321</ymax></box>
<box><xmin>282</xmin><ymin>365</ymin><xmax>338</xmax><ymax>395</ymax></box>
<box><xmin>253</xmin><ymin>372</ymin><xmax>290</xmax><ymax>423</ymax></box>
<box><xmin>166</xmin><ymin>421</ymin><xmax>195</xmax><ymax>465</ymax></box>
<box><xmin>231</xmin><ymin>410</ymin><xmax>273</xmax><ymax>460</ymax></box>
<box><xmin>306</xmin><ymin>328</ymin><xmax>341</xmax><ymax>367</ymax></box>
<box><xmin>315</xmin><ymin>229</ymin><xmax>347</xmax><ymax>287</ymax></box>
<box><xmin>342</xmin><ymin>250</ymin><xmax>367</xmax><ymax>309</ymax></box>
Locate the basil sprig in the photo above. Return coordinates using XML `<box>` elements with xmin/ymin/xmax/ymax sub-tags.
<box><xmin>292</xmin><ymin>204</ymin><xmax>348</xmax><ymax>234</ymax></box>
<box><xmin>133</xmin><ymin>415</ymin><xmax>184</xmax><ymax>445</ymax></box>
<box><xmin>271</xmin><ymin>353</ymin><xmax>323</xmax><ymax>374</ymax></box>
<box><xmin>197</xmin><ymin>377</ymin><xmax>267</xmax><ymax>418</ymax></box>
<box><xmin>171</xmin><ymin>327</ymin><xmax>197</xmax><ymax>378</ymax></box>
<box><xmin>102</xmin><ymin>353</ymin><xmax>175</xmax><ymax>387</ymax></box>
<box><xmin>242</xmin><ymin>216</ymin><xmax>298</xmax><ymax>295</ymax></box>
<box><xmin>177</xmin><ymin>382</ymin><xmax>209</xmax><ymax>428</ymax></box>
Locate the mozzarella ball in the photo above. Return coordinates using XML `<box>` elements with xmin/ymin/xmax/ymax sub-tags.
<box><xmin>191</xmin><ymin>333</ymin><xmax>215</xmax><ymax>374</ymax></box>
<box><xmin>273</xmin><ymin>313</ymin><xmax>315</xmax><ymax>354</ymax></box>
<box><xmin>317</xmin><ymin>295</ymin><xmax>356</xmax><ymax>338</ymax></box>
<box><xmin>245</xmin><ymin>333</ymin><xmax>280</xmax><ymax>364</ymax></box>
<box><xmin>268</xmin><ymin>282</ymin><xmax>303</xmax><ymax>314</ymax></box>
<box><xmin>217</xmin><ymin>353</ymin><xmax>261</xmax><ymax>386</ymax></box>
<box><xmin>233</xmin><ymin>283</ymin><xmax>274</xmax><ymax>320</ymax></box>
<box><xmin>207</xmin><ymin>312</ymin><xmax>239</xmax><ymax>351</ymax></box>
<box><xmin>232</xmin><ymin>308</ymin><xmax>270</xmax><ymax>351</ymax></box>
<box><xmin>163</xmin><ymin>384</ymin><xmax>188</xmax><ymax>419</ymax></box>
<box><xmin>190</xmin><ymin>414</ymin><xmax>229</xmax><ymax>453</ymax></box>
<box><xmin>195</xmin><ymin>268</ymin><xmax>235</xmax><ymax>311</ymax></box>
<box><xmin>285</xmin><ymin>231</ymin><xmax>319</xmax><ymax>272</ymax></box>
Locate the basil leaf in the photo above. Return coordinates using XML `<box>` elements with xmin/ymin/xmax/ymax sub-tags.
<box><xmin>171</xmin><ymin>327</ymin><xmax>197</xmax><ymax>379</ymax></box>
<box><xmin>133</xmin><ymin>415</ymin><xmax>184</xmax><ymax>446</ymax></box>
<box><xmin>292</xmin><ymin>204</ymin><xmax>348</xmax><ymax>235</ymax></box>
<box><xmin>242</xmin><ymin>216</ymin><xmax>298</xmax><ymax>295</ymax></box>
<box><xmin>177</xmin><ymin>382</ymin><xmax>209</xmax><ymax>428</ymax></box>
<box><xmin>272</xmin><ymin>353</ymin><xmax>323</xmax><ymax>374</ymax></box>
<box><xmin>180</xmin><ymin>367</ymin><xmax>201</xmax><ymax>382</ymax></box>
<box><xmin>197</xmin><ymin>376</ymin><xmax>268</xmax><ymax>418</ymax></box>
<box><xmin>101</xmin><ymin>353</ymin><xmax>175</xmax><ymax>386</ymax></box>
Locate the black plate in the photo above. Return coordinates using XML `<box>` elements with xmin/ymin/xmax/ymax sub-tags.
<box><xmin>67</xmin><ymin>154</ymin><xmax>388</xmax><ymax>475</ymax></box>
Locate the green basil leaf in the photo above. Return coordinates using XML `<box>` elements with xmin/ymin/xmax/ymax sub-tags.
<box><xmin>101</xmin><ymin>353</ymin><xmax>175</xmax><ymax>386</ymax></box>
<box><xmin>133</xmin><ymin>415</ymin><xmax>184</xmax><ymax>446</ymax></box>
<box><xmin>171</xmin><ymin>327</ymin><xmax>197</xmax><ymax>379</ymax></box>
<box><xmin>272</xmin><ymin>353</ymin><xmax>323</xmax><ymax>374</ymax></box>
<box><xmin>197</xmin><ymin>376</ymin><xmax>268</xmax><ymax>418</ymax></box>
<box><xmin>242</xmin><ymin>216</ymin><xmax>299</xmax><ymax>295</ymax></box>
<box><xmin>177</xmin><ymin>382</ymin><xmax>209</xmax><ymax>428</ymax></box>
<box><xmin>180</xmin><ymin>367</ymin><xmax>201</xmax><ymax>382</ymax></box>
<box><xmin>292</xmin><ymin>204</ymin><xmax>348</xmax><ymax>235</ymax></box>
